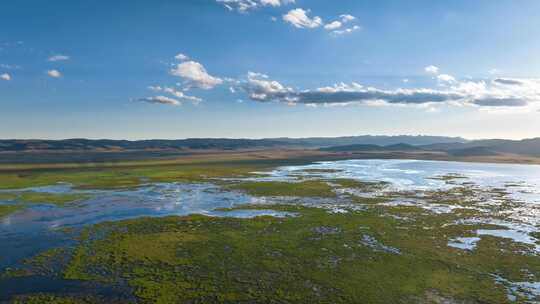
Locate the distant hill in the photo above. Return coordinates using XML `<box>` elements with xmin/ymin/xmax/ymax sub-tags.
<box><xmin>0</xmin><ymin>138</ymin><xmax>289</xmax><ymax>152</ymax></box>
<box><xmin>420</xmin><ymin>138</ymin><xmax>540</xmax><ymax>157</ymax></box>
<box><xmin>271</xmin><ymin>135</ymin><xmax>467</xmax><ymax>148</ymax></box>
<box><xmin>321</xmin><ymin>143</ymin><xmax>425</xmax><ymax>152</ymax></box>
<box><xmin>321</xmin><ymin>137</ymin><xmax>540</xmax><ymax>157</ymax></box>
<box><xmin>321</xmin><ymin>144</ymin><xmax>384</xmax><ymax>152</ymax></box>
<box><xmin>446</xmin><ymin>146</ymin><xmax>500</xmax><ymax>157</ymax></box>
<box><xmin>0</xmin><ymin>135</ymin><xmax>466</xmax><ymax>153</ymax></box>
<box><xmin>3</xmin><ymin>136</ymin><xmax>540</xmax><ymax>157</ymax></box>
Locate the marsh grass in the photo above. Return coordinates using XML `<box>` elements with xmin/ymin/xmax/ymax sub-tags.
<box><xmin>228</xmin><ymin>181</ymin><xmax>337</xmax><ymax>198</ymax></box>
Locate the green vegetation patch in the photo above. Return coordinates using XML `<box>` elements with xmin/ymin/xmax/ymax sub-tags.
<box><xmin>0</xmin><ymin>192</ymin><xmax>90</xmax><ymax>218</ymax></box>
<box><xmin>228</xmin><ymin>180</ymin><xmax>336</xmax><ymax>197</ymax></box>
<box><xmin>54</xmin><ymin>205</ymin><xmax>538</xmax><ymax>303</ymax></box>
<box><xmin>0</xmin><ymin>162</ymin><xmax>272</xmax><ymax>190</ymax></box>
<box><xmin>17</xmin><ymin>192</ymin><xmax>90</xmax><ymax>207</ymax></box>
<box><xmin>0</xmin><ymin>204</ymin><xmax>25</xmax><ymax>218</ymax></box>
<box><xmin>0</xmin><ymin>192</ymin><xmax>19</xmax><ymax>201</ymax></box>
<box><xmin>329</xmin><ymin>178</ymin><xmax>389</xmax><ymax>191</ymax></box>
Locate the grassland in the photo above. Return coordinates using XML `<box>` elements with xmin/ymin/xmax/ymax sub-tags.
<box><xmin>0</xmin><ymin>157</ymin><xmax>316</xmax><ymax>190</ymax></box>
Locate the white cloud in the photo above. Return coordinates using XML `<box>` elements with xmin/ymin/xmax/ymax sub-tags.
<box><xmin>242</xmin><ymin>71</ymin><xmax>294</xmax><ymax>101</ymax></box>
<box><xmin>170</xmin><ymin>60</ymin><xmax>223</xmax><ymax>90</ymax></box>
<box><xmin>325</xmin><ymin>14</ymin><xmax>360</xmax><ymax>35</ymax></box>
<box><xmin>437</xmin><ymin>74</ymin><xmax>456</xmax><ymax>83</ymax></box>
<box><xmin>164</xmin><ymin>87</ymin><xmax>201</xmax><ymax>102</ymax></box>
<box><xmin>141</xmin><ymin>54</ymin><xmax>220</xmax><ymax>105</ymax></box>
<box><xmin>148</xmin><ymin>86</ymin><xmax>163</xmax><ymax>91</ymax></box>
<box><xmin>47</xmin><ymin>70</ymin><xmax>62</xmax><ymax>78</ymax></box>
<box><xmin>340</xmin><ymin>14</ymin><xmax>356</xmax><ymax>23</ymax></box>
<box><xmin>48</xmin><ymin>55</ymin><xmax>70</xmax><ymax>62</ymax></box>
<box><xmin>324</xmin><ymin>21</ymin><xmax>342</xmax><ymax>30</ymax></box>
<box><xmin>283</xmin><ymin>8</ymin><xmax>322</xmax><ymax>29</ymax></box>
<box><xmin>217</xmin><ymin>0</ymin><xmax>294</xmax><ymax>12</ymax></box>
<box><xmin>138</xmin><ymin>96</ymin><xmax>181</xmax><ymax>106</ymax></box>
<box><xmin>149</xmin><ymin>85</ymin><xmax>202</xmax><ymax>104</ymax></box>
<box><xmin>174</xmin><ymin>53</ymin><xmax>189</xmax><ymax>61</ymax></box>
<box><xmin>332</xmin><ymin>25</ymin><xmax>361</xmax><ymax>35</ymax></box>
<box><xmin>424</xmin><ymin>65</ymin><xmax>439</xmax><ymax>74</ymax></box>
<box><xmin>237</xmin><ymin>72</ymin><xmax>540</xmax><ymax>109</ymax></box>
<box><xmin>0</xmin><ymin>73</ymin><xmax>11</xmax><ymax>81</ymax></box>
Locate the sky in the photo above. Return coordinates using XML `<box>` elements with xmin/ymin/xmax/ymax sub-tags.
<box><xmin>1</xmin><ymin>0</ymin><xmax>540</xmax><ymax>140</ymax></box>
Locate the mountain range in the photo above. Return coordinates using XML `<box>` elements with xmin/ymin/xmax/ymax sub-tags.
<box><xmin>2</xmin><ymin>136</ymin><xmax>540</xmax><ymax>157</ymax></box>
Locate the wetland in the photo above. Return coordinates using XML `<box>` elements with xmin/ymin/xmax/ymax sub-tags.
<box><xmin>1</xmin><ymin>159</ymin><xmax>539</xmax><ymax>303</ymax></box>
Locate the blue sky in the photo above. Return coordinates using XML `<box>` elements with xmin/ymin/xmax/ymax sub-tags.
<box><xmin>1</xmin><ymin>0</ymin><xmax>540</xmax><ymax>140</ymax></box>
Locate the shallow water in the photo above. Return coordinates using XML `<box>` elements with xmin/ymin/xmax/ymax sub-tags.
<box><xmin>2</xmin><ymin>159</ymin><xmax>540</xmax><ymax>300</ymax></box>
<box><xmin>448</xmin><ymin>237</ymin><xmax>481</xmax><ymax>250</ymax></box>
<box><xmin>0</xmin><ymin>183</ymin><xmax>288</xmax><ymax>270</ymax></box>
<box><xmin>0</xmin><ymin>276</ymin><xmax>135</xmax><ymax>302</ymax></box>
<box><xmin>262</xmin><ymin>159</ymin><xmax>540</xmax><ymax>199</ymax></box>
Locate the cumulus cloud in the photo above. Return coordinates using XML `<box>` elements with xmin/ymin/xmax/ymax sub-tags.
<box><xmin>148</xmin><ymin>85</ymin><xmax>202</xmax><ymax>104</ymax></box>
<box><xmin>236</xmin><ymin>72</ymin><xmax>540</xmax><ymax>109</ymax></box>
<box><xmin>283</xmin><ymin>8</ymin><xmax>323</xmax><ymax>29</ymax></box>
<box><xmin>140</xmin><ymin>54</ymin><xmax>221</xmax><ymax>106</ymax></box>
<box><xmin>170</xmin><ymin>60</ymin><xmax>223</xmax><ymax>90</ymax></box>
<box><xmin>1</xmin><ymin>73</ymin><xmax>11</xmax><ymax>81</ymax></box>
<box><xmin>324</xmin><ymin>14</ymin><xmax>359</xmax><ymax>35</ymax></box>
<box><xmin>174</xmin><ymin>53</ymin><xmax>189</xmax><ymax>61</ymax></box>
<box><xmin>437</xmin><ymin>74</ymin><xmax>456</xmax><ymax>84</ymax></box>
<box><xmin>332</xmin><ymin>25</ymin><xmax>361</xmax><ymax>35</ymax></box>
<box><xmin>242</xmin><ymin>71</ymin><xmax>294</xmax><ymax>102</ymax></box>
<box><xmin>138</xmin><ymin>96</ymin><xmax>181</xmax><ymax>106</ymax></box>
<box><xmin>217</xmin><ymin>0</ymin><xmax>294</xmax><ymax>12</ymax></box>
<box><xmin>424</xmin><ymin>65</ymin><xmax>439</xmax><ymax>74</ymax></box>
<box><xmin>48</xmin><ymin>55</ymin><xmax>70</xmax><ymax>62</ymax></box>
<box><xmin>340</xmin><ymin>14</ymin><xmax>356</xmax><ymax>22</ymax></box>
<box><xmin>47</xmin><ymin>70</ymin><xmax>62</xmax><ymax>78</ymax></box>
<box><xmin>324</xmin><ymin>21</ymin><xmax>342</xmax><ymax>30</ymax></box>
